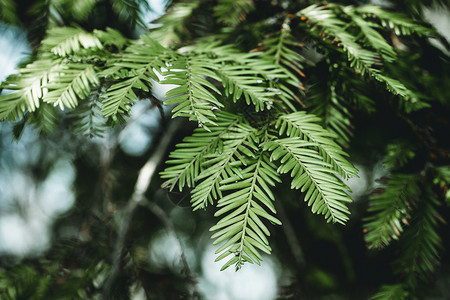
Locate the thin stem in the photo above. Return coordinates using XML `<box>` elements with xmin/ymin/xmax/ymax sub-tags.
<box><xmin>102</xmin><ymin>118</ymin><xmax>180</xmax><ymax>298</ymax></box>
<box><xmin>140</xmin><ymin>199</ymin><xmax>200</xmax><ymax>298</ymax></box>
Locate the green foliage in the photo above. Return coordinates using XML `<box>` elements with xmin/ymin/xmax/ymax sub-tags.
<box><xmin>371</xmin><ymin>284</ymin><xmax>409</xmax><ymax>300</ymax></box>
<box><xmin>216</xmin><ymin>58</ymin><xmax>278</xmax><ymax>112</ymax></box>
<box><xmin>41</xmin><ymin>27</ymin><xmax>103</xmax><ymax>57</ymax></box>
<box><xmin>298</xmin><ymin>4</ymin><xmax>428</xmax><ymax>106</ymax></box>
<box><xmin>214</xmin><ymin>0</ymin><xmax>254</xmax><ymax>26</ymax></box>
<box><xmin>0</xmin><ymin>60</ymin><xmax>98</xmax><ymax>121</ymax></box>
<box><xmin>275</xmin><ymin>112</ymin><xmax>357</xmax><ymax>178</ymax></box>
<box><xmin>364</xmin><ymin>174</ymin><xmax>419</xmax><ymax>249</ymax></box>
<box><xmin>263</xmin><ymin>138</ymin><xmax>351</xmax><ymax>225</ymax></box>
<box><xmin>383</xmin><ymin>140</ymin><xmax>416</xmax><ymax>170</ymax></box>
<box><xmin>68</xmin><ymin>89</ymin><xmax>107</xmax><ymax>137</ymax></box>
<box><xmin>397</xmin><ymin>186</ymin><xmax>442</xmax><ymax>280</ymax></box>
<box><xmin>162</xmin><ymin>54</ymin><xmax>223</xmax><ymax>127</ymax></box>
<box><xmin>0</xmin><ymin>58</ymin><xmax>63</xmax><ymax>120</ymax></box>
<box><xmin>261</xmin><ymin>19</ymin><xmax>306</xmax><ymax>110</ymax></box>
<box><xmin>101</xmin><ymin>34</ymin><xmax>172</xmax><ymax>120</ymax></box>
<box><xmin>355</xmin><ymin>5</ymin><xmax>432</xmax><ymax>36</ymax></box>
<box><xmin>111</xmin><ymin>0</ymin><xmax>150</xmax><ymax>28</ymax></box>
<box><xmin>364</xmin><ymin>168</ymin><xmax>445</xmax><ymax>296</ymax></box>
<box><xmin>212</xmin><ymin>152</ymin><xmax>281</xmax><ymax>270</ymax></box>
<box><xmin>1</xmin><ymin>0</ymin><xmax>449</xmax><ymax>297</ymax></box>
<box><xmin>0</xmin><ymin>265</ymin><xmax>52</xmax><ymax>300</ymax></box>
<box><xmin>0</xmin><ymin>0</ymin><xmax>18</xmax><ymax>24</ymax></box>
<box><xmin>45</xmin><ymin>63</ymin><xmax>99</xmax><ymax>110</ymax></box>
<box><xmin>54</xmin><ymin>0</ymin><xmax>100</xmax><ymax>20</ymax></box>
<box><xmin>150</xmin><ymin>1</ymin><xmax>200</xmax><ymax>46</ymax></box>
<box><xmin>309</xmin><ymin>80</ymin><xmax>354</xmax><ymax>146</ymax></box>
<box><xmin>160</xmin><ymin>107</ymin><xmax>355</xmax><ymax>270</ymax></box>
<box><xmin>433</xmin><ymin>166</ymin><xmax>450</xmax><ymax>204</ymax></box>
<box><xmin>0</xmin><ymin>26</ymin><xmax>126</xmax><ymax>123</ymax></box>
<box><xmin>193</xmin><ymin>41</ymin><xmax>296</xmax><ymax>111</ymax></box>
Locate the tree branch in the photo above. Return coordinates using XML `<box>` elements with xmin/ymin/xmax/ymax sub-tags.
<box><xmin>103</xmin><ymin>118</ymin><xmax>180</xmax><ymax>298</ymax></box>
<box><xmin>139</xmin><ymin>199</ymin><xmax>200</xmax><ymax>298</ymax></box>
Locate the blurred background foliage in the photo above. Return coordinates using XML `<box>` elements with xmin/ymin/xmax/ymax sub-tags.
<box><xmin>0</xmin><ymin>0</ymin><xmax>449</xmax><ymax>299</ymax></box>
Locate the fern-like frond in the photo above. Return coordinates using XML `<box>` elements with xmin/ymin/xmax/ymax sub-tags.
<box><xmin>189</xmin><ymin>41</ymin><xmax>292</xmax><ymax>86</ymax></box>
<box><xmin>299</xmin><ymin>6</ymin><xmax>376</xmax><ymax>71</ymax></box>
<box><xmin>298</xmin><ymin>5</ymin><xmax>418</xmax><ymax>101</ymax></box>
<box><xmin>160</xmin><ymin>111</ymin><xmax>241</xmax><ymax>192</ymax></box>
<box><xmin>190</xmin><ymin>120</ymin><xmax>259</xmax><ymax>210</ymax></box>
<box><xmin>355</xmin><ymin>5</ymin><xmax>432</xmax><ymax>36</ymax></box>
<box><xmin>433</xmin><ymin>166</ymin><xmax>450</xmax><ymax>204</ymax></box>
<box><xmin>111</xmin><ymin>0</ymin><xmax>150</xmax><ymax>28</ymax></box>
<box><xmin>53</xmin><ymin>0</ymin><xmax>100</xmax><ymax>21</ymax></box>
<box><xmin>263</xmin><ymin>19</ymin><xmax>306</xmax><ymax>85</ymax></box>
<box><xmin>214</xmin><ymin>0</ymin><xmax>254</xmax><ymax>26</ymax></box>
<box><xmin>363</xmin><ymin>174</ymin><xmax>419</xmax><ymax>249</ymax></box>
<box><xmin>216</xmin><ymin>63</ymin><xmax>277</xmax><ymax>112</ymax></box>
<box><xmin>27</xmin><ymin>102</ymin><xmax>59</xmax><ymax>134</ymax></box>
<box><xmin>211</xmin><ymin>151</ymin><xmax>281</xmax><ymax>271</ymax></box>
<box><xmin>206</xmin><ymin>47</ymin><xmax>292</xmax><ymax>111</ymax></box>
<box><xmin>0</xmin><ymin>58</ymin><xmax>98</xmax><ymax>122</ymax></box>
<box><xmin>397</xmin><ymin>186</ymin><xmax>442</xmax><ymax>279</ymax></box>
<box><xmin>101</xmin><ymin>77</ymin><xmax>145</xmax><ymax>120</ymax></box>
<box><xmin>0</xmin><ymin>0</ymin><xmax>18</xmax><ymax>24</ymax></box>
<box><xmin>309</xmin><ymin>82</ymin><xmax>354</xmax><ymax>146</ymax></box>
<box><xmin>258</xmin><ymin>21</ymin><xmax>307</xmax><ymax>110</ymax></box>
<box><xmin>0</xmin><ymin>58</ymin><xmax>62</xmax><ymax>121</ymax></box>
<box><xmin>101</xmin><ymin>35</ymin><xmax>172</xmax><ymax>120</ymax></box>
<box><xmin>68</xmin><ymin>88</ymin><xmax>106</xmax><ymax>137</ymax></box>
<box><xmin>43</xmin><ymin>63</ymin><xmax>99</xmax><ymax>110</ymax></box>
<box><xmin>150</xmin><ymin>1</ymin><xmax>200</xmax><ymax>46</ymax></box>
<box><xmin>371</xmin><ymin>73</ymin><xmax>416</xmax><ymax>100</ymax></box>
<box><xmin>383</xmin><ymin>140</ymin><xmax>416</xmax><ymax>170</ymax></box>
<box><xmin>162</xmin><ymin>55</ymin><xmax>223</xmax><ymax>128</ymax></box>
<box><xmin>276</xmin><ymin>111</ymin><xmax>358</xmax><ymax>178</ymax></box>
<box><xmin>41</xmin><ymin>27</ymin><xmax>103</xmax><ymax>57</ymax></box>
<box><xmin>371</xmin><ymin>284</ymin><xmax>409</xmax><ymax>300</ymax></box>
<box><xmin>93</xmin><ymin>27</ymin><xmax>128</xmax><ymax>49</ymax></box>
<box><xmin>263</xmin><ymin>137</ymin><xmax>352</xmax><ymax>224</ymax></box>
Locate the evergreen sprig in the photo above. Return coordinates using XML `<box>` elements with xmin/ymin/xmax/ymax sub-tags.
<box><xmin>150</xmin><ymin>1</ymin><xmax>200</xmax><ymax>47</ymax></box>
<box><xmin>371</xmin><ymin>284</ymin><xmax>409</xmax><ymax>300</ymax></box>
<box><xmin>161</xmin><ymin>109</ymin><xmax>356</xmax><ymax>269</ymax></box>
<box><xmin>0</xmin><ymin>26</ymin><xmax>125</xmax><ymax>123</ymax></box>
<box><xmin>212</xmin><ymin>151</ymin><xmax>281</xmax><ymax>271</ymax></box>
<box><xmin>298</xmin><ymin>4</ymin><xmax>421</xmax><ymax>102</ymax></box>
<box><xmin>397</xmin><ymin>186</ymin><xmax>442</xmax><ymax>281</ymax></box>
<box><xmin>0</xmin><ymin>0</ymin><xmax>18</xmax><ymax>24</ymax></box>
<box><xmin>214</xmin><ymin>0</ymin><xmax>254</xmax><ymax>26</ymax></box>
<box><xmin>355</xmin><ymin>5</ymin><xmax>432</xmax><ymax>36</ymax></box>
<box><xmin>68</xmin><ymin>88</ymin><xmax>106</xmax><ymax>137</ymax></box>
<box><xmin>189</xmin><ymin>119</ymin><xmax>259</xmax><ymax>211</ymax></box>
<box><xmin>160</xmin><ymin>111</ymin><xmax>242</xmax><ymax>192</ymax></box>
<box><xmin>263</xmin><ymin>137</ymin><xmax>352</xmax><ymax>225</ymax></box>
<box><xmin>44</xmin><ymin>63</ymin><xmax>99</xmax><ymax>110</ymax></box>
<box><xmin>275</xmin><ymin>111</ymin><xmax>358</xmax><ymax>178</ymax></box>
<box><xmin>309</xmin><ymin>80</ymin><xmax>354</xmax><ymax>146</ymax></box>
<box><xmin>101</xmin><ymin>35</ymin><xmax>173</xmax><ymax>120</ymax></box>
<box><xmin>364</xmin><ymin>174</ymin><xmax>419</xmax><ymax>249</ymax></box>
<box><xmin>41</xmin><ymin>27</ymin><xmax>103</xmax><ymax>57</ymax></box>
<box><xmin>162</xmin><ymin>54</ymin><xmax>223</xmax><ymax>128</ymax></box>
<box><xmin>261</xmin><ymin>19</ymin><xmax>306</xmax><ymax>110</ymax></box>
<box><xmin>0</xmin><ymin>58</ymin><xmax>63</xmax><ymax>120</ymax></box>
